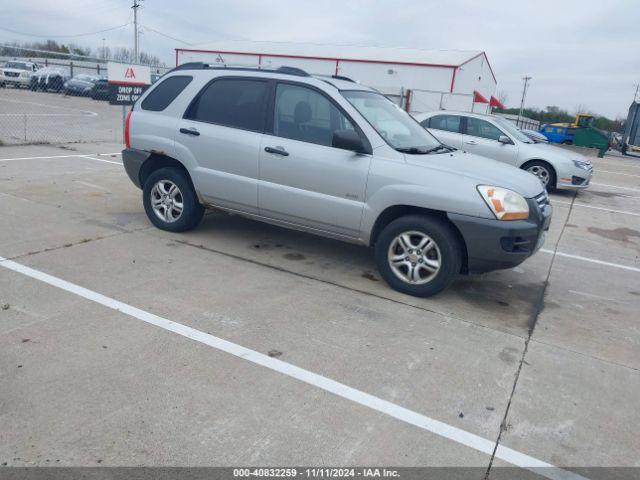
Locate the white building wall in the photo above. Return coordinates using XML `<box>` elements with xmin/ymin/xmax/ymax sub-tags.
<box><xmin>451</xmin><ymin>54</ymin><xmax>496</xmax><ymax>114</ymax></box>
<box><xmin>176</xmin><ymin>48</ymin><xmax>497</xmax><ymax>114</ymax></box>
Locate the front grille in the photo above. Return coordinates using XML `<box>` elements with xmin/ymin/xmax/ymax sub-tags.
<box><xmin>534</xmin><ymin>191</ymin><xmax>550</xmax><ymax>210</ymax></box>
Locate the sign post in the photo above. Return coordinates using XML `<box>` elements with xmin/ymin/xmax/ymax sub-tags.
<box><xmin>107</xmin><ymin>62</ymin><xmax>151</xmax><ymax>141</ymax></box>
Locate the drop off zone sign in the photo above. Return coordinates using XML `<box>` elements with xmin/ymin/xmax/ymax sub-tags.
<box><xmin>107</xmin><ymin>62</ymin><xmax>151</xmax><ymax>106</ymax></box>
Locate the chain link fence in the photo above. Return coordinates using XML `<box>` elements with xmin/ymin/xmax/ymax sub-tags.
<box><xmin>0</xmin><ymin>56</ymin><xmax>169</xmax><ymax>146</ymax></box>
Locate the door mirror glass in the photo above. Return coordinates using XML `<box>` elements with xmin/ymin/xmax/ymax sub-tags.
<box><xmin>498</xmin><ymin>135</ymin><xmax>513</xmax><ymax>145</ymax></box>
<box><xmin>332</xmin><ymin>129</ymin><xmax>367</xmax><ymax>153</ymax></box>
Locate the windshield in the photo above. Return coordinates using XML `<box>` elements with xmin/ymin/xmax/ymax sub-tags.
<box><xmin>492</xmin><ymin>116</ymin><xmax>533</xmax><ymax>143</ymax></box>
<box><xmin>5</xmin><ymin>62</ymin><xmax>28</xmax><ymax>69</ymax></box>
<box><xmin>342</xmin><ymin>90</ymin><xmax>441</xmax><ymax>152</ymax></box>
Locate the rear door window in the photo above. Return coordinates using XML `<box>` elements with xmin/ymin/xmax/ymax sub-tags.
<box><xmin>425</xmin><ymin>115</ymin><xmax>461</xmax><ymax>133</ymax></box>
<box><xmin>185</xmin><ymin>78</ymin><xmax>269</xmax><ymax>132</ymax></box>
<box><xmin>465</xmin><ymin>117</ymin><xmax>504</xmax><ymax>141</ymax></box>
<box><xmin>141</xmin><ymin>75</ymin><xmax>192</xmax><ymax>112</ymax></box>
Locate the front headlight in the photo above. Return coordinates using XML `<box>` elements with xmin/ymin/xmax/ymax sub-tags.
<box><xmin>573</xmin><ymin>160</ymin><xmax>591</xmax><ymax>170</ymax></box>
<box><xmin>20</xmin><ymin>71</ymin><xmax>29</xmax><ymax>77</ymax></box>
<box><xmin>477</xmin><ymin>185</ymin><xmax>529</xmax><ymax>221</ymax></box>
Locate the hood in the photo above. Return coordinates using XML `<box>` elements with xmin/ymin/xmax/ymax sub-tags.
<box><xmin>520</xmin><ymin>142</ymin><xmax>591</xmax><ymax>164</ymax></box>
<box><xmin>405</xmin><ymin>150</ymin><xmax>544</xmax><ymax>198</ymax></box>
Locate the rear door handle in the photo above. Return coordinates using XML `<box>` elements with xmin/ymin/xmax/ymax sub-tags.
<box><xmin>464</xmin><ymin>140</ymin><xmax>477</xmax><ymax>145</ymax></box>
<box><xmin>264</xmin><ymin>146</ymin><xmax>289</xmax><ymax>156</ymax></box>
<box><xmin>179</xmin><ymin>127</ymin><xmax>200</xmax><ymax>136</ymax></box>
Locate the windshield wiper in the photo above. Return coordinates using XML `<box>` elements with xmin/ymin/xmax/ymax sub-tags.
<box><xmin>395</xmin><ymin>147</ymin><xmax>430</xmax><ymax>154</ymax></box>
<box><xmin>424</xmin><ymin>144</ymin><xmax>456</xmax><ymax>154</ymax></box>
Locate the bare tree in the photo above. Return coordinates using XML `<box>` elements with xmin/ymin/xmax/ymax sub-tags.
<box><xmin>497</xmin><ymin>90</ymin><xmax>509</xmax><ymax>107</ymax></box>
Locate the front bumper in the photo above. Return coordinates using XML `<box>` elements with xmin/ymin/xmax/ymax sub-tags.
<box><xmin>556</xmin><ymin>163</ymin><xmax>593</xmax><ymax>190</ymax></box>
<box><xmin>448</xmin><ymin>195</ymin><xmax>552</xmax><ymax>274</ymax></box>
<box><xmin>1</xmin><ymin>76</ymin><xmax>30</xmax><ymax>86</ymax></box>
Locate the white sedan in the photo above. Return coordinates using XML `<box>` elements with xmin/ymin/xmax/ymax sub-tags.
<box><xmin>413</xmin><ymin>111</ymin><xmax>593</xmax><ymax>191</ymax></box>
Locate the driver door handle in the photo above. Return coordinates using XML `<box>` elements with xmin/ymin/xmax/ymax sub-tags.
<box><xmin>179</xmin><ymin>127</ymin><xmax>200</xmax><ymax>136</ymax></box>
<box><xmin>264</xmin><ymin>146</ymin><xmax>289</xmax><ymax>156</ymax></box>
<box><xmin>464</xmin><ymin>140</ymin><xmax>477</xmax><ymax>145</ymax></box>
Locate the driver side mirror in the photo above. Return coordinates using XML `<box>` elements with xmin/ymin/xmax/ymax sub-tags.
<box><xmin>498</xmin><ymin>135</ymin><xmax>513</xmax><ymax>145</ymax></box>
<box><xmin>332</xmin><ymin>129</ymin><xmax>370</xmax><ymax>154</ymax></box>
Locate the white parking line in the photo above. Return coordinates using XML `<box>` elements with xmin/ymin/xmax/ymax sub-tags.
<box><xmin>0</xmin><ymin>255</ymin><xmax>586</xmax><ymax>480</ymax></box>
<box><xmin>552</xmin><ymin>200</ymin><xmax>640</xmax><ymax>217</ymax></box>
<box><xmin>0</xmin><ymin>96</ymin><xmax>98</xmax><ymax>115</ymax></box>
<box><xmin>591</xmin><ymin>182</ymin><xmax>640</xmax><ymax>192</ymax></box>
<box><xmin>541</xmin><ymin>249</ymin><xmax>640</xmax><ymax>273</ymax></box>
<box><xmin>0</xmin><ymin>153</ymin><xmax>121</xmax><ymax>162</ymax></box>
<box><xmin>596</xmin><ymin>169</ymin><xmax>640</xmax><ymax>178</ymax></box>
<box><xmin>80</xmin><ymin>155</ymin><xmax>123</xmax><ymax>165</ymax></box>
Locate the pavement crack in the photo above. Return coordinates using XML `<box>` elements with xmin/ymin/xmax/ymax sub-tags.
<box><xmin>484</xmin><ymin>192</ymin><xmax>577</xmax><ymax>479</ymax></box>
<box><xmin>5</xmin><ymin>227</ymin><xmax>150</xmax><ymax>262</ymax></box>
<box><xmin>164</xmin><ymin>235</ymin><xmax>526</xmax><ymax>340</ymax></box>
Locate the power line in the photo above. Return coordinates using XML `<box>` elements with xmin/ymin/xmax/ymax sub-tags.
<box><xmin>0</xmin><ymin>23</ymin><xmax>131</xmax><ymax>39</ymax></box>
<box><xmin>141</xmin><ymin>25</ymin><xmax>192</xmax><ymax>45</ymax></box>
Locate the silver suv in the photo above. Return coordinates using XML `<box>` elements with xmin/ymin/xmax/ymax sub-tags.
<box><xmin>122</xmin><ymin>64</ymin><xmax>551</xmax><ymax>297</ymax></box>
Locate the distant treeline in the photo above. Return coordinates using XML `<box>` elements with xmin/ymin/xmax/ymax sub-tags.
<box><xmin>0</xmin><ymin>39</ymin><xmax>165</xmax><ymax>67</ymax></box>
<box><xmin>494</xmin><ymin>106</ymin><xmax>624</xmax><ymax>133</ymax></box>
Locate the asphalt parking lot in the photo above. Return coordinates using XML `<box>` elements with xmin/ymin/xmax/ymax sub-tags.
<box><xmin>1</xmin><ymin>100</ymin><xmax>639</xmax><ymax>480</ymax></box>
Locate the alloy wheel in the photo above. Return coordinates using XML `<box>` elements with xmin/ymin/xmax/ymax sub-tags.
<box><xmin>150</xmin><ymin>179</ymin><xmax>184</xmax><ymax>223</ymax></box>
<box><xmin>387</xmin><ymin>230</ymin><xmax>441</xmax><ymax>285</ymax></box>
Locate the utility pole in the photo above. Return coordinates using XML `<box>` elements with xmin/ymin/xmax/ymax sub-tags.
<box><xmin>518</xmin><ymin>76</ymin><xmax>532</xmax><ymax>124</ymax></box>
<box><xmin>132</xmin><ymin>0</ymin><xmax>142</xmax><ymax>63</ymax></box>
<box><xmin>102</xmin><ymin>38</ymin><xmax>106</xmax><ymax>60</ymax></box>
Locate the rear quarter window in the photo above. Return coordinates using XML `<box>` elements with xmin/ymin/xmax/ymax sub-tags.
<box><xmin>141</xmin><ymin>75</ymin><xmax>192</xmax><ymax>111</ymax></box>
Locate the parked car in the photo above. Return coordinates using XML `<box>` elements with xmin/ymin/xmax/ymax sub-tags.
<box><xmin>414</xmin><ymin>111</ymin><xmax>593</xmax><ymax>190</ymax></box>
<box><xmin>521</xmin><ymin>129</ymin><xmax>549</xmax><ymax>143</ymax></box>
<box><xmin>91</xmin><ymin>78</ymin><xmax>110</xmax><ymax>100</ymax></box>
<box><xmin>122</xmin><ymin>64</ymin><xmax>551</xmax><ymax>297</ymax></box>
<box><xmin>29</xmin><ymin>67</ymin><xmax>70</xmax><ymax>92</ymax></box>
<box><xmin>63</xmin><ymin>74</ymin><xmax>100</xmax><ymax>96</ymax></box>
<box><xmin>0</xmin><ymin>61</ymin><xmax>40</xmax><ymax>88</ymax></box>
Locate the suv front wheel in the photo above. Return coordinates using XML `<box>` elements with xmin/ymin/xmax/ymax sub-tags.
<box><xmin>375</xmin><ymin>215</ymin><xmax>462</xmax><ymax>297</ymax></box>
<box><xmin>142</xmin><ymin>167</ymin><xmax>204</xmax><ymax>232</ymax></box>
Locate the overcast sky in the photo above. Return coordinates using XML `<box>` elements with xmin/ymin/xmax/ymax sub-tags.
<box><xmin>3</xmin><ymin>0</ymin><xmax>638</xmax><ymax>118</ymax></box>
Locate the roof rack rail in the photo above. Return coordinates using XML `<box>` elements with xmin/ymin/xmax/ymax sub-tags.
<box><xmin>165</xmin><ymin>62</ymin><xmax>311</xmax><ymax>77</ymax></box>
<box><xmin>274</xmin><ymin>66</ymin><xmax>310</xmax><ymax>77</ymax></box>
<box><xmin>331</xmin><ymin>75</ymin><xmax>355</xmax><ymax>83</ymax></box>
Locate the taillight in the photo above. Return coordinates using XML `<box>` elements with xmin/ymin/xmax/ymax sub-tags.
<box><xmin>124</xmin><ymin>110</ymin><xmax>132</xmax><ymax>148</ymax></box>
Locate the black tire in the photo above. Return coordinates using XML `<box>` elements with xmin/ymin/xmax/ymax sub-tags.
<box><xmin>522</xmin><ymin>160</ymin><xmax>556</xmax><ymax>191</ymax></box>
<box><xmin>374</xmin><ymin>215</ymin><xmax>462</xmax><ymax>297</ymax></box>
<box><xmin>142</xmin><ymin>167</ymin><xmax>204</xmax><ymax>232</ymax></box>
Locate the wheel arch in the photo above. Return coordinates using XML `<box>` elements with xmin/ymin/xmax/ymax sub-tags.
<box><xmin>520</xmin><ymin>159</ymin><xmax>557</xmax><ymax>188</ymax></box>
<box><xmin>369</xmin><ymin>205</ymin><xmax>469</xmax><ymax>274</ymax></box>
<box><xmin>139</xmin><ymin>153</ymin><xmax>194</xmax><ymax>191</ymax></box>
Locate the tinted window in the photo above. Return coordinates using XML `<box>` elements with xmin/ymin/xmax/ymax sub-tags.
<box><xmin>466</xmin><ymin>117</ymin><xmax>504</xmax><ymax>141</ymax></box>
<box><xmin>426</xmin><ymin>115</ymin><xmax>461</xmax><ymax>133</ymax></box>
<box><xmin>274</xmin><ymin>83</ymin><xmax>356</xmax><ymax>147</ymax></box>
<box><xmin>186</xmin><ymin>78</ymin><xmax>268</xmax><ymax>131</ymax></box>
<box><xmin>141</xmin><ymin>75</ymin><xmax>192</xmax><ymax>112</ymax></box>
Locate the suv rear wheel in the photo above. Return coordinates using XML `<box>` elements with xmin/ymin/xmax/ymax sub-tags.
<box><xmin>375</xmin><ymin>215</ymin><xmax>462</xmax><ymax>297</ymax></box>
<box><xmin>142</xmin><ymin>167</ymin><xmax>204</xmax><ymax>232</ymax></box>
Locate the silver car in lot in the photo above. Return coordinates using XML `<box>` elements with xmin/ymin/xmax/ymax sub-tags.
<box><xmin>414</xmin><ymin>111</ymin><xmax>593</xmax><ymax>190</ymax></box>
<box><xmin>122</xmin><ymin>64</ymin><xmax>551</xmax><ymax>297</ymax></box>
